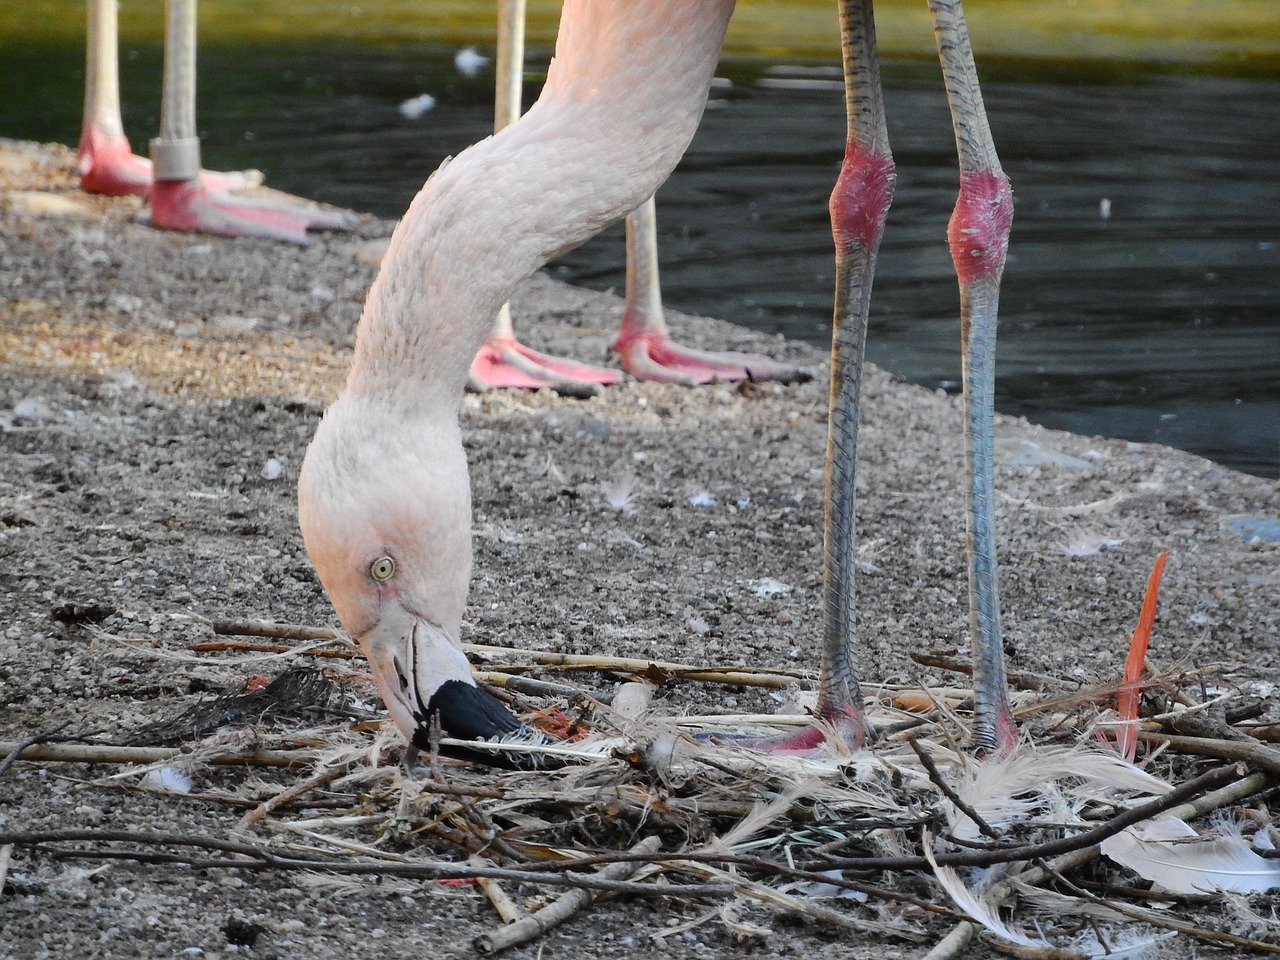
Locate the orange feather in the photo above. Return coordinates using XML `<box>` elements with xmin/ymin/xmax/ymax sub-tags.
<box><xmin>1115</xmin><ymin>551</ymin><xmax>1170</xmax><ymax>762</ymax></box>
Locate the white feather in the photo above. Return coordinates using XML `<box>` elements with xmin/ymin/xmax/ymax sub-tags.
<box><xmin>923</xmin><ymin>840</ymin><xmax>1047</xmax><ymax>949</ymax></box>
<box><xmin>1101</xmin><ymin>815</ymin><xmax>1280</xmax><ymax>894</ymax></box>
<box><xmin>945</xmin><ymin>743</ymin><xmax>1168</xmax><ymax>841</ymax></box>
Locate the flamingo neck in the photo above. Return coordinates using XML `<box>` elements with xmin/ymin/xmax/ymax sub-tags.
<box><xmin>343</xmin><ymin>0</ymin><xmax>736</xmax><ymax>412</ymax></box>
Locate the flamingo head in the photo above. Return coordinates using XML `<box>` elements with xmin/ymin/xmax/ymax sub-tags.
<box><xmin>298</xmin><ymin>394</ymin><xmax>537</xmax><ymax>766</ymax></box>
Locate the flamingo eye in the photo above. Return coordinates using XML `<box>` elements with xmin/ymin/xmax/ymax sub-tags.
<box><xmin>369</xmin><ymin>556</ymin><xmax>396</xmax><ymax>583</ymax></box>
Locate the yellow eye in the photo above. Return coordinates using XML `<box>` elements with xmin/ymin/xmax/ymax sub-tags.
<box><xmin>369</xmin><ymin>556</ymin><xmax>396</xmax><ymax>583</ymax></box>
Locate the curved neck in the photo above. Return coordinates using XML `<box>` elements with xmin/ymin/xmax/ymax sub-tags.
<box><xmin>345</xmin><ymin>0</ymin><xmax>735</xmax><ymax>412</ymax></box>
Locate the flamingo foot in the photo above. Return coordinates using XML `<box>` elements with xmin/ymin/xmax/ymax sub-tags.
<box><xmin>77</xmin><ymin>126</ymin><xmax>264</xmax><ymax>198</ymax></box>
<box><xmin>702</xmin><ymin>704</ymin><xmax>869</xmax><ymax>756</ymax></box>
<box><xmin>146</xmin><ymin>178</ymin><xmax>356</xmax><ymax>244</ymax></box>
<box><xmin>613</xmin><ymin>329</ymin><xmax>811</xmax><ymax>385</ymax></box>
<box><xmin>468</xmin><ymin>335</ymin><xmax>623</xmax><ymax>393</ymax></box>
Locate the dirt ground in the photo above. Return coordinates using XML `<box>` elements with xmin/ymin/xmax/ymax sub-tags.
<box><xmin>1</xmin><ymin>139</ymin><xmax>1278</xmax><ymax>959</ymax></box>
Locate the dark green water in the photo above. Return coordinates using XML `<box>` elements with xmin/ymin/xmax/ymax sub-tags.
<box><xmin>2</xmin><ymin>40</ymin><xmax>1278</xmax><ymax>478</ymax></box>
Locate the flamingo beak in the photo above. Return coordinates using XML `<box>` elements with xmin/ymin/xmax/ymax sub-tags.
<box><xmin>360</xmin><ymin>619</ymin><xmax>555</xmax><ymax>769</ymax></box>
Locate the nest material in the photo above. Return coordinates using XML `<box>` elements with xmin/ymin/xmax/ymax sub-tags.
<box><xmin>5</xmin><ymin>623</ymin><xmax>1279</xmax><ymax>958</ymax></box>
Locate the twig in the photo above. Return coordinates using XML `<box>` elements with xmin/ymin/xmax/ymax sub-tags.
<box><xmin>908</xmin><ymin>653</ymin><xmax>1070</xmax><ymax>693</ymax></box>
<box><xmin>0</xmin><ymin>843</ymin><xmax>13</xmax><ymax>895</ymax></box>
<box><xmin>207</xmin><ymin>620</ymin><xmax>812</xmax><ymax>688</ymax></box>
<box><xmin>672</xmin><ymin>859</ymin><xmax>928</xmax><ymax>941</ymax></box>
<box><xmin>1137</xmin><ymin>731</ymin><xmax>1280</xmax><ymax>776</ymax></box>
<box><xmin>0</xmin><ymin>741</ymin><xmax>315</xmax><ymax>769</ymax></box>
<box><xmin>471</xmin><ymin>855</ymin><xmax>525</xmax><ymax>925</ymax></box>
<box><xmin>235</xmin><ymin>764</ymin><xmax>351</xmax><ymax>834</ymax></box>
<box><xmin>1046</xmin><ymin>864</ymin><xmax>1280</xmax><ymax>955</ymax></box>
<box><xmin>188</xmin><ymin>640</ymin><xmax>355</xmax><ymax>659</ymax></box>
<box><xmin>921</xmin><ymin>921</ymin><xmax>974</xmax><ymax>960</ymax></box>
<box><xmin>0</xmin><ymin>728</ymin><xmax>80</xmax><ymax>777</ymax></box>
<box><xmin>462</xmin><ymin>644</ymin><xmax>811</xmax><ymax>689</ymax></box>
<box><xmin>0</xmin><ymin>827</ymin><xmax>730</xmax><ymax>896</ymax></box>
<box><xmin>209</xmin><ymin>619</ymin><xmax>343</xmax><ymax>642</ymax></box>
<box><xmin>472</xmin><ymin>837</ymin><xmax>662</xmax><ymax>955</ymax></box>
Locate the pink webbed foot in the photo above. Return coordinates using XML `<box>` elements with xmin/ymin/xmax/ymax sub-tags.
<box><xmin>468</xmin><ymin>335</ymin><xmax>623</xmax><ymax>393</ymax></box>
<box><xmin>77</xmin><ymin>126</ymin><xmax>263</xmax><ymax>198</ymax></box>
<box><xmin>147</xmin><ymin>178</ymin><xmax>356</xmax><ymax>244</ymax></box>
<box><xmin>613</xmin><ymin>329</ymin><xmax>812</xmax><ymax>386</ymax></box>
<box><xmin>707</xmin><ymin>705</ymin><xmax>869</xmax><ymax>756</ymax></box>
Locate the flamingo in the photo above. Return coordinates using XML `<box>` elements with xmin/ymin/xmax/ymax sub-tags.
<box><xmin>469</xmin><ymin>0</ymin><xmax>810</xmax><ymax>390</ymax></box>
<box><xmin>77</xmin><ymin>0</ymin><xmax>354</xmax><ymax>242</ymax></box>
<box><xmin>298</xmin><ymin>0</ymin><xmax>1016</xmax><ymax>763</ymax></box>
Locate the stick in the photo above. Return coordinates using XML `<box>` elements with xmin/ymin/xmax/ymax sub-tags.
<box><xmin>0</xmin><ymin>843</ymin><xmax>12</xmax><ymax>896</ymax></box>
<box><xmin>235</xmin><ymin>764</ymin><xmax>350</xmax><ymax>834</ymax></box>
<box><xmin>1137</xmin><ymin>731</ymin><xmax>1280</xmax><ymax>776</ymax></box>
<box><xmin>471</xmin><ymin>855</ymin><xmax>526</xmax><ymax>926</ymax></box>
<box><xmin>0</xmin><ymin>828</ymin><xmax>730</xmax><ymax>897</ymax></box>
<box><xmin>921</xmin><ymin>921</ymin><xmax>974</xmax><ymax>960</ymax></box>
<box><xmin>188</xmin><ymin>641</ymin><xmax>355</xmax><ymax>659</ymax></box>
<box><xmin>472</xmin><ymin>836</ymin><xmax>661</xmax><ymax>955</ymax></box>
<box><xmin>207</xmin><ymin>620</ymin><xmax>812</xmax><ymax>688</ymax></box>
<box><xmin>0</xmin><ymin>741</ymin><xmax>314</xmax><ymax>768</ymax></box>
<box><xmin>908</xmin><ymin>737</ymin><xmax>1000</xmax><ymax>842</ymax></box>
<box><xmin>461</xmin><ymin>644</ymin><xmax>811</xmax><ymax>688</ymax></box>
<box><xmin>209</xmin><ymin>620</ymin><xmax>342</xmax><ymax>642</ymax></box>
<box><xmin>672</xmin><ymin>859</ymin><xmax>928</xmax><ymax>941</ymax></box>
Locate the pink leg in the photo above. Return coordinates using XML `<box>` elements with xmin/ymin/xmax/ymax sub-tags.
<box><xmin>611</xmin><ymin>197</ymin><xmax>811</xmax><ymax>385</ymax></box>
<box><xmin>77</xmin><ymin>0</ymin><xmax>261</xmax><ymax>199</ymax></box>
<box><xmin>77</xmin><ymin>124</ymin><xmax>263</xmax><ymax>198</ymax></box>
<box><xmin>930</xmin><ymin>0</ymin><xmax>1017</xmax><ymax>755</ymax></box>
<box><xmin>141</xmin><ymin>0</ymin><xmax>354</xmax><ymax>244</ymax></box>
<box><xmin>468</xmin><ymin>0</ymin><xmax>621</xmax><ymax>390</ymax></box>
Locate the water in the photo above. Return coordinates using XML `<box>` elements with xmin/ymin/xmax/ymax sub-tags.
<box><xmin>3</xmin><ymin>41</ymin><xmax>1278</xmax><ymax>478</ymax></box>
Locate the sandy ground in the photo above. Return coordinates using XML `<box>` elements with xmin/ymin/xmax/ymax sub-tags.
<box><xmin>1</xmin><ymin>139</ymin><xmax>1278</xmax><ymax>959</ymax></box>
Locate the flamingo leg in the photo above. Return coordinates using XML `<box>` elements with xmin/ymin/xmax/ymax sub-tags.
<box><xmin>144</xmin><ymin>0</ymin><xmax>356</xmax><ymax>243</ymax></box>
<box><xmin>77</xmin><ymin>0</ymin><xmax>261</xmax><ymax>197</ymax></box>
<box><xmin>611</xmin><ymin>197</ymin><xmax>812</xmax><ymax>385</ymax></box>
<box><xmin>469</xmin><ymin>0</ymin><xmax>622</xmax><ymax>391</ymax></box>
<box><xmin>795</xmin><ymin>0</ymin><xmax>897</xmax><ymax>751</ymax></box>
<box><xmin>929</xmin><ymin>0</ymin><xmax>1016</xmax><ymax>754</ymax></box>
<box><xmin>470</xmin><ymin>0</ymin><xmax>811</xmax><ymax>391</ymax></box>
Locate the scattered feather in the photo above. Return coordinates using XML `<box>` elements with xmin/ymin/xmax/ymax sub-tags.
<box><xmin>1060</xmin><ymin>527</ymin><xmax>1126</xmax><ymax>557</ymax></box>
<box><xmin>453</xmin><ymin>46</ymin><xmax>490</xmax><ymax>77</ymax></box>
<box><xmin>688</xmin><ymin>490</ymin><xmax>717</xmax><ymax>508</ymax></box>
<box><xmin>13</xmin><ymin>397</ymin><xmax>57</xmax><ymax>423</ymax></box>
<box><xmin>785</xmin><ymin>868</ymin><xmax>869</xmax><ymax>901</ymax></box>
<box><xmin>944</xmin><ymin>742</ymin><xmax>1168</xmax><ymax>842</ymax></box>
<box><xmin>536</xmin><ymin>453</ymin><xmax>567</xmax><ymax>484</ymax></box>
<box><xmin>1115</xmin><ymin>552</ymin><xmax>1168</xmax><ymax>762</ymax></box>
<box><xmin>141</xmin><ymin>766</ymin><xmax>192</xmax><ymax>794</ymax></box>
<box><xmin>923</xmin><ymin>840</ymin><xmax>1047</xmax><ymax>949</ymax></box>
<box><xmin>1100</xmin><ymin>815</ymin><xmax>1280</xmax><ymax>894</ymax></box>
<box><xmin>748</xmin><ymin>578</ymin><xmax>791</xmax><ymax>598</ymax></box>
<box><xmin>398</xmin><ymin>93</ymin><xmax>437</xmax><ymax>120</ymax></box>
<box><xmin>600</xmin><ymin>471</ymin><xmax>641</xmax><ymax>515</ymax></box>
<box><xmin>261</xmin><ymin>457</ymin><xmax>283</xmax><ymax>481</ymax></box>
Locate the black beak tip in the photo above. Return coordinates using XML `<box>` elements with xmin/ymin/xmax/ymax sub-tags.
<box><xmin>414</xmin><ymin>679</ymin><xmax>563</xmax><ymax>770</ymax></box>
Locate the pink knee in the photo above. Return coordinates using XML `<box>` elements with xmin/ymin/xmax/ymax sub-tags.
<box><xmin>829</xmin><ymin>140</ymin><xmax>896</xmax><ymax>253</ymax></box>
<box><xmin>948</xmin><ymin>170</ymin><xmax>1014</xmax><ymax>284</ymax></box>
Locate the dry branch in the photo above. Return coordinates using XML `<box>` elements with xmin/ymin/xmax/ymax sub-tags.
<box><xmin>472</xmin><ymin>837</ymin><xmax>662</xmax><ymax>955</ymax></box>
<box><xmin>0</xmin><ymin>740</ymin><xmax>313</xmax><ymax>769</ymax></box>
